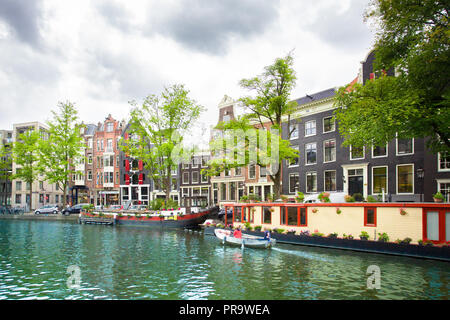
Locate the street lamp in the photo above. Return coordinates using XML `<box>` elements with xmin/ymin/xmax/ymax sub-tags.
<box><xmin>417</xmin><ymin>168</ymin><xmax>424</xmax><ymax>202</ymax></box>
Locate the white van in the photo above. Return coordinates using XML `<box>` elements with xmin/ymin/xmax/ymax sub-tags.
<box><xmin>303</xmin><ymin>192</ymin><xmax>347</xmax><ymax>203</ymax></box>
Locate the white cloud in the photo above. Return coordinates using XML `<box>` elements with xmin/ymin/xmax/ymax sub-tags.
<box><xmin>0</xmin><ymin>0</ymin><xmax>375</xmax><ymax>140</ymax></box>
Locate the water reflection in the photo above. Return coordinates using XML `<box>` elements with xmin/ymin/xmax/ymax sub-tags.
<box><xmin>0</xmin><ymin>220</ymin><xmax>448</xmax><ymax>300</ymax></box>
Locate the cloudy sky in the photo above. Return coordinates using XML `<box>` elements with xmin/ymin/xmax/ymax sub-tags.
<box><xmin>0</xmin><ymin>0</ymin><xmax>375</xmax><ymax>147</ymax></box>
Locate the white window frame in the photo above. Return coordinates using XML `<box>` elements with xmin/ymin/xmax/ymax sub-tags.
<box><xmin>350</xmin><ymin>145</ymin><xmax>365</xmax><ymax>160</ymax></box>
<box><xmin>304</xmin><ymin>120</ymin><xmax>316</xmax><ymax>137</ymax></box>
<box><xmin>396</xmin><ymin>137</ymin><xmax>414</xmax><ymax>156</ymax></box>
<box><xmin>323</xmin><ymin>139</ymin><xmax>336</xmax><ymax>163</ymax></box>
<box><xmin>372</xmin><ymin>143</ymin><xmax>388</xmax><ymax>158</ymax></box>
<box><xmin>192</xmin><ymin>171</ymin><xmax>199</xmax><ymax>184</ymax></box>
<box><xmin>289</xmin><ymin>122</ymin><xmax>298</xmax><ymax>140</ymax></box>
<box><xmin>305</xmin><ymin>171</ymin><xmax>317</xmax><ymax>193</ymax></box>
<box><xmin>87</xmin><ymin>170</ymin><xmax>92</xmax><ymax>181</ymax></box>
<box><xmin>305</xmin><ymin>142</ymin><xmax>317</xmax><ymax>165</ymax></box>
<box><xmin>234</xmin><ymin>167</ymin><xmax>242</xmax><ymax>176</ymax></box>
<box><xmin>438</xmin><ymin>152</ymin><xmax>450</xmax><ymax>172</ymax></box>
<box><xmin>437</xmin><ymin>179</ymin><xmax>450</xmax><ymax>202</ymax></box>
<box><xmin>289</xmin><ymin>173</ymin><xmax>299</xmax><ymax>194</ymax></box>
<box><xmin>396</xmin><ymin>163</ymin><xmax>414</xmax><ymax>195</ymax></box>
<box><xmin>249</xmin><ymin>164</ymin><xmax>256</xmax><ymax>179</ymax></box>
<box><xmin>323</xmin><ymin>116</ymin><xmax>335</xmax><ymax>133</ymax></box>
<box><xmin>288</xmin><ymin>145</ymin><xmax>299</xmax><ymax>167</ymax></box>
<box><xmin>371</xmin><ymin>165</ymin><xmax>388</xmax><ymax>195</ymax></box>
<box><xmin>182</xmin><ymin>172</ymin><xmax>189</xmax><ymax>184</ymax></box>
<box><xmin>323</xmin><ymin>170</ymin><xmax>337</xmax><ymax>192</ymax></box>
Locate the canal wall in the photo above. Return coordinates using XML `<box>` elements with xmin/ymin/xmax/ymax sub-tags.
<box><xmin>203</xmin><ymin>227</ymin><xmax>450</xmax><ymax>262</ymax></box>
<box><xmin>0</xmin><ymin>214</ymin><xmax>79</xmax><ymax>222</ymax></box>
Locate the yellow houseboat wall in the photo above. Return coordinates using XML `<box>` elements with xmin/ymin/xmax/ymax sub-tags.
<box><xmin>226</xmin><ymin>203</ymin><xmax>448</xmax><ymax>244</ymax></box>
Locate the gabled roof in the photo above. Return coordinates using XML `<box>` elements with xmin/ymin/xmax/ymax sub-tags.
<box><xmin>294</xmin><ymin>88</ymin><xmax>336</xmax><ymax>107</ymax></box>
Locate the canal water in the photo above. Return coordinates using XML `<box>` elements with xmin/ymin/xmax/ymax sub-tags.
<box><xmin>0</xmin><ymin>220</ymin><xmax>448</xmax><ymax>300</ymax></box>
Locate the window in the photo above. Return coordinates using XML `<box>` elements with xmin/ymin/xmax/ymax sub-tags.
<box><xmin>306</xmin><ymin>172</ymin><xmax>317</xmax><ymax>193</ymax></box>
<box><xmin>106</xmin><ymin>122</ymin><xmax>114</xmax><ymax>132</ymax></box>
<box><xmin>323</xmin><ymin>139</ymin><xmax>336</xmax><ymax>162</ymax></box>
<box><xmin>397</xmin><ymin>164</ymin><xmax>414</xmax><ymax>194</ymax></box>
<box><xmin>87</xmin><ymin>138</ymin><xmax>93</xmax><ymax>149</ymax></box>
<box><xmin>350</xmin><ymin>146</ymin><xmax>365</xmax><ymax>160</ymax></box>
<box><xmin>289</xmin><ymin>122</ymin><xmax>298</xmax><ymax>139</ymax></box>
<box><xmin>372</xmin><ymin>167</ymin><xmax>387</xmax><ymax>194</ymax></box>
<box><xmin>438</xmin><ymin>152</ymin><xmax>450</xmax><ymax>171</ymax></box>
<box><xmin>201</xmin><ymin>173</ymin><xmax>208</xmax><ymax>183</ymax></box>
<box><xmin>201</xmin><ymin>157</ymin><xmax>208</xmax><ymax>167</ymax></box>
<box><xmin>286</xmin><ymin>207</ymin><xmax>298</xmax><ymax>226</ymax></box>
<box><xmin>39</xmin><ymin>181</ymin><xmax>44</xmax><ymax>190</ymax></box>
<box><xmin>438</xmin><ymin>182</ymin><xmax>450</xmax><ymax>202</ymax></box>
<box><xmin>229</xmin><ymin>182</ymin><xmax>236</xmax><ymax>201</ymax></box>
<box><xmin>305</xmin><ymin>143</ymin><xmax>317</xmax><ymax>165</ymax></box>
<box><xmin>397</xmin><ymin>138</ymin><xmax>413</xmax><ymax>155</ymax></box>
<box><xmin>221</xmin><ymin>183</ymin><xmax>226</xmax><ymax>200</ymax></box>
<box><xmin>183</xmin><ymin>172</ymin><xmax>189</xmax><ymax>184</ymax></box>
<box><xmin>87</xmin><ymin>170</ymin><xmax>92</xmax><ymax>181</ymax></box>
<box><xmin>233</xmin><ymin>206</ymin><xmax>242</xmax><ymax>222</ymax></box>
<box><xmin>305</xmin><ymin>120</ymin><xmax>316</xmax><ymax>136</ymax></box>
<box><xmin>87</xmin><ymin>154</ymin><xmax>92</xmax><ymax>164</ymax></box>
<box><xmin>300</xmin><ymin>208</ymin><xmax>307</xmax><ymax>226</ymax></box>
<box><xmin>235</xmin><ymin>167</ymin><xmax>242</xmax><ymax>176</ymax></box>
<box><xmin>15</xmin><ymin>194</ymin><xmax>21</xmax><ymax>204</ymax></box>
<box><xmin>372</xmin><ymin>144</ymin><xmax>387</xmax><ymax>158</ymax></box>
<box><xmin>192</xmin><ymin>172</ymin><xmax>199</xmax><ymax>183</ymax></box>
<box><xmin>263</xmin><ymin>207</ymin><xmax>271</xmax><ymax>224</ymax></box>
<box><xmin>249</xmin><ymin>164</ymin><xmax>256</xmax><ymax>179</ymax></box>
<box><xmin>289</xmin><ymin>173</ymin><xmax>299</xmax><ymax>194</ymax></box>
<box><xmin>364</xmin><ymin>207</ymin><xmax>377</xmax><ymax>227</ymax></box>
<box><xmin>224</xmin><ymin>168</ymin><xmax>230</xmax><ymax>177</ymax></box>
<box><xmin>323</xmin><ymin>117</ymin><xmax>335</xmax><ymax>133</ymax></box>
<box><xmin>39</xmin><ymin>194</ymin><xmax>44</xmax><ymax>203</ymax></box>
<box><xmin>289</xmin><ymin>145</ymin><xmax>299</xmax><ymax>166</ymax></box>
<box><xmin>259</xmin><ymin>166</ymin><xmax>267</xmax><ymax>177</ymax></box>
<box><xmin>107</xmin><ymin>139</ymin><xmax>113</xmax><ymax>150</ymax></box>
<box><xmin>16</xmin><ymin>181</ymin><xmax>22</xmax><ymax>191</ymax></box>
<box><xmin>324</xmin><ymin>171</ymin><xmax>336</xmax><ymax>191</ymax></box>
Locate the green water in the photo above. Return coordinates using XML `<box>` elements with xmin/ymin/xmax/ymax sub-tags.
<box><xmin>0</xmin><ymin>220</ymin><xmax>448</xmax><ymax>300</ymax></box>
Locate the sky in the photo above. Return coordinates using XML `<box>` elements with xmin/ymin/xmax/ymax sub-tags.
<box><xmin>0</xmin><ymin>0</ymin><xmax>375</xmax><ymax>148</ymax></box>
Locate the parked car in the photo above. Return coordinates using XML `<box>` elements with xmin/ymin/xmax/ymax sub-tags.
<box><xmin>303</xmin><ymin>192</ymin><xmax>347</xmax><ymax>203</ymax></box>
<box><xmin>62</xmin><ymin>203</ymin><xmax>90</xmax><ymax>215</ymax></box>
<box><xmin>34</xmin><ymin>204</ymin><xmax>59</xmax><ymax>215</ymax></box>
<box><xmin>218</xmin><ymin>208</ymin><xmax>232</xmax><ymax>220</ymax></box>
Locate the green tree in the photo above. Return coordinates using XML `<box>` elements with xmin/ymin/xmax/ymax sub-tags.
<box><xmin>204</xmin><ymin>54</ymin><xmax>299</xmax><ymax>199</ymax></box>
<box><xmin>121</xmin><ymin>84</ymin><xmax>204</xmax><ymax>203</ymax></box>
<box><xmin>10</xmin><ymin>130</ymin><xmax>41</xmax><ymax>210</ymax></box>
<box><xmin>38</xmin><ymin>101</ymin><xmax>85</xmax><ymax>207</ymax></box>
<box><xmin>335</xmin><ymin>0</ymin><xmax>450</xmax><ymax>153</ymax></box>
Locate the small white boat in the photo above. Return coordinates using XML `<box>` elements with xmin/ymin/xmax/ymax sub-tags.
<box><xmin>214</xmin><ymin>229</ymin><xmax>276</xmax><ymax>249</ymax></box>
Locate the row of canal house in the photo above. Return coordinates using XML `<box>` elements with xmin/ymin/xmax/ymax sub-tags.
<box><xmin>212</xmin><ymin>50</ymin><xmax>450</xmax><ymax>207</ymax></box>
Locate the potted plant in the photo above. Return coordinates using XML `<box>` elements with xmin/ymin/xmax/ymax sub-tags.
<box><xmin>318</xmin><ymin>192</ymin><xmax>330</xmax><ymax>203</ymax></box>
<box><xmin>287</xmin><ymin>228</ymin><xmax>296</xmax><ymax>235</ymax></box>
<box><xmin>269</xmin><ymin>207</ymin><xmax>275</xmax><ymax>213</ymax></box>
<box><xmin>343</xmin><ymin>233</ymin><xmax>354</xmax><ymax>240</ymax></box>
<box><xmin>353</xmin><ymin>193</ymin><xmax>364</xmax><ymax>202</ymax></box>
<box><xmin>336</xmin><ymin>208</ymin><xmax>342</xmax><ymax>215</ymax></box>
<box><xmin>311</xmin><ymin>208</ymin><xmax>318</xmax><ymax>213</ymax></box>
<box><xmin>344</xmin><ymin>195</ymin><xmax>355</xmax><ymax>203</ymax></box>
<box><xmin>433</xmin><ymin>192</ymin><xmax>445</xmax><ymax>203</ymax></box>
<box><xmin>311</xmin><ymin>231</ymin><xmax>324</xmax><ymax>237</ymax></box>
<box><xmin>266</xmin><ymin>193</ymin><xmax>275</xmax><ymax>202</ymax></box>
<box><xmin>377</xmin><ymin>232</ymin><xmax>389</xmax><ymax>242</ymax></box>
<box><xmin>359</xmin><ymin>231</ymin><xmax>370</xmax><ymax>240</ymax></box>
<box><xmin>399</xmin><ymin>208</ymin><xmax>408</xmax><ymax>216</ymax></box>
<box><xmin>299</xmin><ymin>230</ymin><xmax>310</xmax><ymax>237</ymax></box>
<box><xmin>254</xmin><ymin>225</ymin><xmax>262</xmax><ymax>231</ymax></box>
<box><xmin>295</xmin><ymin>192</ymin><xmax>304</xmax><ymax>203</ymax></box>
<box><xmin>366</xmin><ymin>195</ymin><xmax>377</xmax><ymax>203</ymax></box>
<box><xmin>240</xmin><ymin>195</ymin><xmax>249</xmax><ymax>203</ymax></box>
<box><xmin>280</xmin><ymin>195</ymin><xmax>288</xmax><ymax>203</ymax></box>
<box><xmin>327</xmin><ymin>232</ymin><xmax>338</xmax><ymax>239</ymax></box>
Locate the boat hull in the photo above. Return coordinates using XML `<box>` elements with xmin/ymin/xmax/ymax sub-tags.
<box><xmin>214</xmin><ymin>228</ymin><xmax>276</xmax><ymax>248</ymax></box>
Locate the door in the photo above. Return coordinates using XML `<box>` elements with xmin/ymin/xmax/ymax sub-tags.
<box><xmin>424</xmin><ymin>209</ymin><xmax>450</xmax><ymax>243</ymax></box>
<box><xmin>348</xmin><ymin>169</ymin><xmax>364</xmax><ymax>196</ymax></box>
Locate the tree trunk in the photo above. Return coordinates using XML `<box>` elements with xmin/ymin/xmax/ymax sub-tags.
<box><xmin>270</xmin><ymin>163</ymin><xmax>282</xmax><ymax>200</ymax></box>
<box><xmin>63</xmin><ymin>183</ymin><xmax>67</xmax><ymax>208</ymax></box>
<box><xmin>29</xmin><ymin>185</ymin><xmax>33</xmax><ymax>212</ymax></box>
<box><xmin>165</xmin><ymin>174</ymin><xmax>171</xmax><ymax>204</ymax></box>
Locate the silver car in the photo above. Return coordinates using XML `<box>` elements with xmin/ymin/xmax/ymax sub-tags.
<box><xmin>34</xmin><ymin>204</ymin><xmax>59</xmax><ymax>215</ymax></box>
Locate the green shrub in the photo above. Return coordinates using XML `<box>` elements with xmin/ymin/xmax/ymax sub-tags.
<box><xmin>352</xmin><ymin>193</ymin><xmax>364</xmax><ymax>202</ymax></box>
<box><xmin>254</xmin><ymin>225</ymin><xmax>262</xmax><ymax>231</ymax></box>
<box><xmin>377</xmin><ymin>232</ymin><xmax>389</xmax><ymax>242</ymax></box>
<box><xmin>274</xmin><ymin>228</ymin><xmax>285</xmax><ymax>233</ymax></box>
<box><xmin>295</xmin><ymin>192</ymin><xmax>304</xmax><ymax>203</ymax></box>
<box><xmin>433</xmin><ymin>192</ymin><xmax>445</xmax><ymax>200</ymax></box>
<box><xmin>240</xmin><ymin>195</ymin><xmax>249</xmax><ymax>203</ymax></box>
<box><xmin>318</xmin><ymin>192</ymin><xmax>331</xmax><ymax>203</ymax></box>
<box><xmin>327</xmin><ymin>232</ymin><xmax>338</xmax><ymax>238</ymax></box>
<box><xmin>311</xmin><ymin>232</ymin><xmax>324</xmax><ymax>237</ymax></box>
<box><xmin>359</xmin><ymin>231</ymin><xmax>370</xmax><ymax>240</ymax></box>
<box><xmin>366</xmin><ymin>195</ymin><xmax>377</xmax><ymax>203</ymax></box>
<box><xmin>248</xmin><ymin>194</ymin><xmax>260</xmax><ymax>202</ymax></box>
<box><xmin>344</xmin><ymin>195</ymin><xmax>355</xmax><ymax>203</ymax></box>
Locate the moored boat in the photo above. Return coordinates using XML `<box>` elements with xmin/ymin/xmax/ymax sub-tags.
<box><xmin>214</xmin><ymin>228</ymin><xmax>276</xmax><ymax>248</ymax></box>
